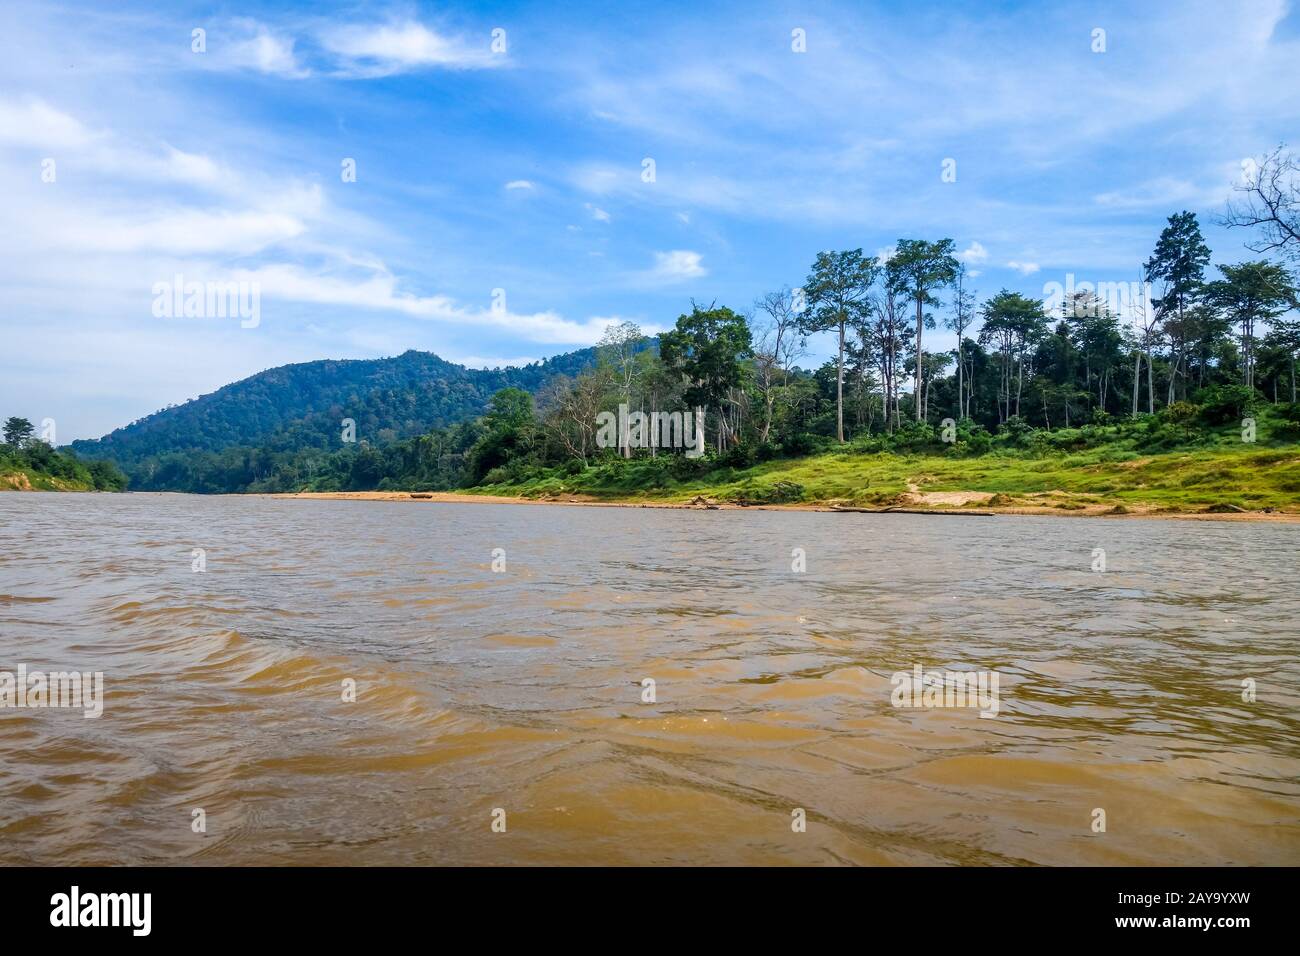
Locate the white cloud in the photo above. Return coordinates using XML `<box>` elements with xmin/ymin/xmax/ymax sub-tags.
<box><xmin>321</xmin><ymin>20</ymin><xmax>499</xmax><ymax>77</ymax></box>
<box><xmin>958</xmin><ymin>241</ymin><xmax>988</xmax><ymax>264</ymax></box>
<box><xmin>0</xmin><ymin>98</ymin><xmax>96</xmax><ymax>148</ymax></box>
<box><xmin>504</xmin><ymin>180</ymin><xmax>534</xmax><ymax>190</ymax></box>
<box><xmin>1007</xmin><ymin>260</ymin><xmax>1040</xmax><ymax>276</ymax></box>
<box><xmin>227</xmin><ymin>25</ymin><xmax>306</xmax><ymax>78</ymax></box>
<box><xmin>646</xmin><ymin>249</ymin><xmax>706</xmax><ymax>282</ymax></box>
<box><xmin>235</xmin><ymin>263</ymin><xmax>628</xmax><ymax>345</ymax></box>
<box><xmin>585</xmin><ymin>202</ymin><xmax>611</xmax><ymax>222</ymax></box>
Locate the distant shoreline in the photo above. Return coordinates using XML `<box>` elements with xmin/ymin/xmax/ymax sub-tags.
<box><xmin>262</xmin><ymin>490</ymin><xmax>1300</xmax><ymax>523</ymax></box>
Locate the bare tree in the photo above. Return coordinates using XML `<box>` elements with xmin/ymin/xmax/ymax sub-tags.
<box><xmin>752</xmin><ymin>288</ymin><xmax>805</xmax><ymax>443</ymax></box>
<box><xmin>540</xmin><ymin>368</ymin><xmax>613</xmax><ymax>463</ymax></box>
<box><xmin>597</xmin><ymin>321</ymin><xmax>645</xmax><ymax>457</ymax></box>
<box><xmin>1223</xmin><ymin>146</ymin><xmax>1300</xmax><ymax>264</ymax></box>
<box><xmin>945</xmin><ymin>264</ymin><xmax>977</xmax><ymax>419</ymax></box>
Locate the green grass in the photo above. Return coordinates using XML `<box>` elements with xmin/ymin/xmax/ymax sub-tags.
<box><xmin>469</xmin><ymin>414</ymin><xmax>1300</xmax><ymax>513</ymax></box>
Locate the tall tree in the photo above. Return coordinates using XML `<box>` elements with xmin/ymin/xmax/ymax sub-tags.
<box><xmin>2</xmin><ymin>417</ymin><xmax>35</xmax><ymax>447</ymax></box>
<box><xmin>800</xmin><ymin>250</ymin><xmax>878</xmax><ymax>441</ymax></box>
<box><xmin>889</xmin><ymin>239</ymin><xmax>959</xmax><ymax>420</ymax></box>
<box><xmin>978</xmin><ymin>290</ymin><xmax>1046</xmax><ymax>421</ymax></box>
<box><xmin>660</xmin><ymin>304</ymin><xmax>753</xmax><ymax>452</ymax></box>
<box><xmin>597</xmin><ymin>321</ymin><xmax>646</xmax><ymax>457</ymax></box>
<box><xmin>752</xmin><ymin>288</ymin><xmax>805</xmax><ymax>443</ymax></box>
<box><xmin>1203</xmin><ymin>261</ymin><xmax>1297</xmax><ymax>391</ymax></box>
<box><xmin>1144</xmin><ymin>211</ymin><xmax>1211</xmax><ymax>403</ymax></box>
<box><xmin>945</xmin><ymin>263</ymin><xmax>978</xmax><ymax>419</ymax></box>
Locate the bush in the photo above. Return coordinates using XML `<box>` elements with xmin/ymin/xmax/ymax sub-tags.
<box><xmin>993</xmin><ymin>416</ymin><xmax>1034</xmax><ymax>447</ymax></box>
<box><xmin>1194</xmin><ymin>385</ymin><xmax>1258</xmax><ymax>425</ymax></box>
<box><xmin>720</xmin><ymin>442</ymin><xmax>757</xmax><ymax>469</ymax></box>
<box><xmin>1160</xmin><ymin>401</ymin><xmax>1201</xmax><ymax>426</ymax></box>
<box><xmin>726</xmin><ymin>479</ymin><xmax>805</xmax><ymax>504</ymax></box>
<box><xmin>1275</xmin><ymin>402</ymin><xmax>1300</xmax><ymax>424</ymax></box>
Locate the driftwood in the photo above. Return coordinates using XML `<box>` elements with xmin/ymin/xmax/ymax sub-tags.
<box><xmin>409</xmin><ymin>493</ymin><xmax>433</xmax><ymax>499</ymax></box>
<box><xmin>829</xmin><ymin>504</ymin><xmax>995</xmax><ymax>516</ymax></box>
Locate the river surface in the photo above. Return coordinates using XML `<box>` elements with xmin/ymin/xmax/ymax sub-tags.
<box><xmin>1</xmin><ymin>492</ymin><xmax>1297</xmax><ymax>865</ymax></box>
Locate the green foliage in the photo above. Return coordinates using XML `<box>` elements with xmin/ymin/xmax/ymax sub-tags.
<box><xmin>1194</xmin><ymin>384</ymin><xmax>1258</xmax><ymax>424</ymax></box>
<box><xmin>1</xmin><ymin>425</ymin><xmax>125</xmax><ymax>491</ymax></box>
<box><xmin>69</xmin><ymin>348</ymin><xmax>605</xmax><ymax>492</ymax></box>
<box><xmin>659</xmin><ymin>304</ymin><xmax>753</xmax><ymax>415</ymax></box>
<box><xmin>47</xmin><ymin>218</ymin><xmax>1300</xmax><ymax>501</ymax></box>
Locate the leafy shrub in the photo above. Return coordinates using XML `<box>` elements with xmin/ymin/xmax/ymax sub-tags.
<box><xmin>1160</xmin><ymin>401</ymin><xmax>1200</xmax><ymax>426</ymax></box>
<box><xmin>1194</xmin><ymin>385</ymin><xmax>1258</xmax><ymax>425</ymax></box>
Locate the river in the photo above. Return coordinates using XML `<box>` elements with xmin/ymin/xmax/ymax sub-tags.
<box><xmin>1</xmin><ymin>492</ymin><xmax>1297</xmax><ymax>865</ymax></box>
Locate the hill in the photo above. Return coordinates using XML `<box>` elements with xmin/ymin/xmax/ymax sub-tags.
<box><xmin>69</xmin><ymin>347</ymin><xmax>601</xmax><ymax>492</ymax></box>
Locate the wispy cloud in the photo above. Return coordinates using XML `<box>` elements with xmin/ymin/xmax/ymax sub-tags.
<box><xmin>645</xmin><ymin>250</ymin><xmax>706</xmax><ymax>283</ymax></box>
<box><xmin>320</xmin><ymin>20</ymin><xmax>501</xmax><ymax>77</ymax></box>
<box><xmin>226</xmin><ymin>21</ymin><xmax>307</xmax><ymax>78</ymax></box>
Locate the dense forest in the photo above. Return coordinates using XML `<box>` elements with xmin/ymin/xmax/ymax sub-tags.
<box><xmin>273</xmin><ymin>158</ymin><xmax>1300</xmax><ymax>497</ymax></box>
<box><xmin>44</xmin><ymin>149</ymin><xmax>1300</xmax><ymax>498</ymax></box>
<box><xmin>1</xmin><ymin>417</ymin><xmax>126</xmax><ymax>491</ymax></box>
<box><xmin>66</xmin><ymin>347</ymin><xmax>608</xmax><ymax>492</ymax></box>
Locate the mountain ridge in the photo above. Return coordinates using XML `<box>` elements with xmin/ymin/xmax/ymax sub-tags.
<box><xmin>70</xmin><ymin>346</ymin><xmax>602</xmax><ymax>489</ymax></box>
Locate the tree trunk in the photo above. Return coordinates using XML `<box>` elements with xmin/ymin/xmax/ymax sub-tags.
<box><xmin>1132</xmin><ymin>350</ymin><xmax>1140</xmax><ymax>416</ymax></box>
<box><xmin>1146</xmin><ymin>344</ymin><xmax>1154</xmax><ymax>414</ymax></box>
<box><xmin>956</xmin><ymin>335</ymin><xmax>964</xmax><ymax>419</ymax></box>
<box><xmin>836</xmin><ymin>320</ymin><xmax>845</xmax><ymax>442</ymax></box>
<box><xmin>914</xmin><ymin>295</ymin><xmax>924</xmax><ymax>420</ymax></box>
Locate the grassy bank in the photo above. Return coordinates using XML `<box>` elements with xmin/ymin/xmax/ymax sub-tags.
<box><xmin>469</xmin><ymin>412</ymin><xmax>1300</xmax><ymax>514</ymax></box>
<box><xmin>0</xmin><ymin>447</ymin><xmax>127</xmax><ymax>492</ymax></box>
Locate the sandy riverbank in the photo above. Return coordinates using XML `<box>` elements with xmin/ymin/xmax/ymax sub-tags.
<box><xmin>266</xmin><ymin>490</ymin><xmax>1300</xmax><ymax>522</ymax></box>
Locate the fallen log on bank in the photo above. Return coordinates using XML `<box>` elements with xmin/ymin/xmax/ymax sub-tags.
<box><xmin>829</xmin><ymin>504</ymin><xmax>995</xmax><ymax>516</ymax></box>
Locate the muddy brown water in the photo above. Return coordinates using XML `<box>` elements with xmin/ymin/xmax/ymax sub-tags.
<box><xmin>1</xmin><ymin>492</ymin><xmax>1297</xmax><ymax>865</ymax></box>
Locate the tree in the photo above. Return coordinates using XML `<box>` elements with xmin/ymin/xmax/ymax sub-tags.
<box><xmin>1144</xmin><ymin>211</ymin><xmax>1211</xmax><ymax>403</ymax></box>
<box><xmin>1222</xmin><ymin>145</ymin><xmax>1300</xmax><ymax>265</ymax></box>
<box><xmin>888</xmin><ymin>239</ymin><xmax>959</xmax><ymax>420</ymax></box>
<box><xmin>868</xmin><ymin>269</ymin><xmax>913</xmax><ymax>432</ymax></box>
<box><xmin>468</xmin><ymin>388</ymin><xmax>537</xmax><ymax>481</ymax></box>
<box><xmin>1063</xmin><ymin>291</ymin><xmax>1123</xmax><ymax>413</ymax></box>
<box><xmin>752</xmin><ymin>288</ymin><xmax>805</xmax><ymax>443</ymax></box>
<box><xmin>660</xmin><ymin>304</ymin><xmax>753</xmax><ymax>452</ymax></box>
<box><xmin>597</xmin><ymin>321</ymin><xmax>646</xmax><ymax>457</ymax></box>
<box><xmin>800</xmin><ymin>250</ymin><xmax>878</xmax><ymax>441</ymax></box>
<box><xmin>978</xmin><ymin>291</ymin><xmax>1046</xmax><ymax>421</ymax></box>
<box><xmin>539</xmin><ymin>368</ymin><xmax>613</xmax><ymax>464</ymax></box>
<box><xmin>3</xmin><ymin>417</ymin><xmax>35</xmax><ymax>448</ymax></box>
<box><xmin>1265</xmin><ymin>315</ymin><xmax>1300</xmax><ymax>403</ymax></box>
<box><xmin>1203</xmin><ymin>261</ymin><xmax>1296</xmax><ymax>391</ymax></box>
<box><xmin>945</xmin><ymin>263</ymin><xmax>978</xmax><ymax>419</ymax></box>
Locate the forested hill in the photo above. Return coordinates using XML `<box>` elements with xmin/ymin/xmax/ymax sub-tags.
<box><xmin>70</xmin><ymin>347</ymin><xmax>601</xmax><ymax>490</ymax></box>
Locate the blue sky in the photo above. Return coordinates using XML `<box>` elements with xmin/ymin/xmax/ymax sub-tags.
<box><xmin>2</xmin><ymin>0</ymin><xmax>1298</xmax><ymax>440</ymax></box>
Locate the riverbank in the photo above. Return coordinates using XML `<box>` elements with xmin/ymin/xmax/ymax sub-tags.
<box><xmin>268</xmin><ymin>488</ymin><xmax>1300</xmax><ymax>522</ymax></box>
<box><xmin>264</xmin><ymin>441</ymin><xmax>1300</xmax><ymax>522</ymax></box>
